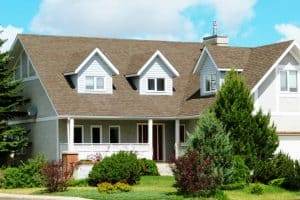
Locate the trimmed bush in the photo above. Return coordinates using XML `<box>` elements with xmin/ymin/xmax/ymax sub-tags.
<box><xmin>282</xmin><ymin>160</ymin><xmax>300</xmax><ymax>190</ymax></box>
<box><xmin>97</xmin><ymin>182</ymin><xmax>116</xmax><ymax>193</ymax></box>
<box><xmin>253</xmin><ymin>152</ymin><xmax>294</xmax><ymax>184</ymax></box>
<box><xmin>250</xmin><ymin>183</ymin><xmax>264</xmax><ymax>195</ymax></box>
<box><xmin>224</xmin><ymin>156</ymin><xmax>250</xmax><ymax>184</ymax></box>
<box><xmin>88</xmin><ymin>151</ymin><xmax>141</xmax><ymax>186</ymax></box>
<box><xmin>0</xmin><ymin>155</ymin><xmax>45</xmax><ymax>188</ymax></box>
<box><xmin>42</xmin><ymin>160</ymin><xmax>74</xmax><ymax>192</ymax></box>
<box><xmin>173</xmin><ymin>150</ymin><xmax>222</xmax><ymax>196</ymax></box>
<box><xmin>115</xmin><ymin>182</ymin><xmax>132</xmax><ymax>192</ymax></box>
<box><xmin>139</xmin><ymin>159</ymin><xmax>159</xmax><ymax>176</ymax></box>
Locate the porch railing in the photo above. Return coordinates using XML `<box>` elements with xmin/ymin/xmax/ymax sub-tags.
<box><xmin>59</xmin><ymin>143</ymin><xmax>152</xmax><ymax>160</ymax></box>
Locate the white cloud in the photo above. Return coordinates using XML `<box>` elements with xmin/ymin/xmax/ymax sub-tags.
<box><xmin>199</xmin><ymin>0</ymin><xmax>257</xmax><ymax>35</ymax></box>
<box><xmin>275</xmin><ymin>23</ymin><xmax>300</xmax><ymax>43</ymax></box>
<box><xmin>0</xmin><ymin>25</ymin><xmax>23</xmax><ymax>52</ymax></box>
<box><xmin>30</xmin><ymin>0</ymin><xmax>256</xmax><ymax>41</ymax></box>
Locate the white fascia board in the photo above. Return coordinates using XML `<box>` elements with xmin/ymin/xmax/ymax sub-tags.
<box><xmin>251</xmin><ymin>41</ymin><xmax>298</xmax><ymax>94</ymax></box>
<box><xmin>192</xmin><ymin>47</ymin><xmax>219</xmax><ymax>74</ymax></box>
<box><xmin>74</xmin><ymin>48</ymin><xmax>119</xmax><ymax>75</ymax></box>
<box><xmin>218</xmin><ymin>68</ymin><xmax>244</xmax><ymax>72</ymax></box>
<box><xmin>137</xmin><ymin>50</ymin><xmax>179</xmax><ymax>77</ymax></box>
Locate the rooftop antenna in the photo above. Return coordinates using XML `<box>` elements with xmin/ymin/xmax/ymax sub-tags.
<box><xmin>212</xmin><ymin>20</ymin><xmax>217</xmax><ymax>36</ymax></box>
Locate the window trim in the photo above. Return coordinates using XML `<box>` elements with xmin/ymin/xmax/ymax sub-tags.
<box><xmin>85</xmin><ymin>76</ymin><xmax>105</xmax><ymax>91</ymax></box>
<box><xmin>109</xmin><ymin>125</ymin><xmax>121</xmax><ymax>144</ymax></box>
<box><xmin>90</xmin><ymin>125</ymin><xmax>102</xmax><ymax>143</ymax></box>
<box><xmin>279</xmin><ymin>70</ymin><xmax>298</xmax><ymax>93</ymax></box>
<box><xmin>74</xmin><ymin>125</ymin><xmax>84</xmax><ymax>144</ymax></box>
<box><xmin>136</xmin><ymin>123</ymin><xmax>149</xmax><ymax>144</ymax></box>
<box><xmin>204</xmin><ymin>73</ymin><xmax>217</xmax><ymax>93</ymax></box>
<box><xmin>146</xmin><ymin>77</ymin><xmax>166</xmax><ymax>92</ymax></box>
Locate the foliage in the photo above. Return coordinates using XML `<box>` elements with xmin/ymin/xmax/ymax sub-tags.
<box><xmin>282</xmin><ymin>160</ymin><xmax>300</xmax><ymax>190</ymax></box>
<box><xmin>97</xmin><ymin>182</ymin><xmax>116</xmax><ymax>193</ymax></box>
<box><xmin>253</xmin><ymin>152</ymin><xmax>294</xmax><ymax>184</ymax></box>
<box><xmin>212</xmin><ymin>70</ymin><xmax>278</xmax><ymax>168</ymax></box>
<box><xmin>221</xmin><ymin>182</ymin><xmax>247</xmax><ymax>190</ymax></box>
<box><xmin>41</xmin><ymin>160</ymin><xmax>74</xmax><ymax>192</ymax></box>
<box><xmin>269</xmin><ymin>178</ymin><xmax>285</xmax><ymax>187</ymax></box>
<box><xmin>0</xmin><ymin>155</ymin><xmax>45</xmax><ymax>188</ymax></box>
<box><xmin>67</xmin><ymin>178</ymin><xmax>89</xmax><ymax>187</ymax></box>
<box><xmin>187</xmin><ymin>110</ymin><xmax>232</xmax><ymax>181</ymax></box>
<box><xmin>173</xmin><ymin>150</ymin><xmax>222</xmax><ymax>196</ymax></box>
<box><xmin>250</xmin><ymin>183</ymin><xmax>264</xmax><ymax>195</ymax></box>
<box><xmin>139</xmin><ymin>158</ymin><xmax>159</xmax><ymax>176</ymax></box>
<box><xmin>114</xmin><ymin>182</ymin><xmax>132</xmax><ymax>192</ymax></box>
<box><xmin>0</xmin><ymin>39</ymin><xmax>29</xmax><ymax>165</ymax></box>
<box><xmin>88</xmin><ymin>151</ymin><xmax>141</xmax><ymax>186</ymax></box>
<box><xmin>224</xmin><ymin>156</ymin><xmax>250</xmax><ymax>185</ymax></box>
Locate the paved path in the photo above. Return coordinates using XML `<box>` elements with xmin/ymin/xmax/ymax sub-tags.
<box><xmin>0</xmin><ymin>193</ymin><xmax>88</xmax><ymax>200</ymax></box>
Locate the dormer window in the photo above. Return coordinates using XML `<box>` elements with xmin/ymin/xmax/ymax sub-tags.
<box><xmin>147</xmin><ymin>78</ymin><xmax>165</xmax><ymax>92</ymax></box>
<box><xmin>204</xmin><ymin>74</ymin><xmax>217</xmax><ymax>92</ymax></box>
<box><xmin>280</xmin><ymin>70</ymin><xmax>298</xmax><ymax>92</ymax></box>
<box><xmin>85</xmin><ymin>76</ymin><xmax>105</xmax><ymax>91</ymax></box>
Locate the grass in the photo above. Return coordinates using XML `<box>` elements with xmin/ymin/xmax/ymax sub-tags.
<box><xmin>1</xmin><ymin>176</ymin><xmax>300</xmax><ymax>200</ymax></box>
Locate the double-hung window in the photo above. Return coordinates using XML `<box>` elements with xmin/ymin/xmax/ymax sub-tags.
<box><xmin>147</xmin><ymin>78</ymin><xmax>165</xmax><ymax>92</ymax></box>
<box><xmin>85</xmin><ymin>76</ymin><xmax>105</xmax><ymax>91</ymax></box>
<box><xmin>137</xmin><ymin>124</ymin><xmax>148</xmax><ymax>143</ymax></box>
<box><xmin>204</xmin><ymin>74</ymin><xmax>217</xmax><ymax>92</ymax></box>
<box><xmin>280</xmin><ymin>70</ymin><xmax>298</xmax><ymax>92</ymax></box>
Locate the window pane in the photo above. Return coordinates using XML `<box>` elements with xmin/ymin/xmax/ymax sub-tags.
<box><xmin>289</xmin><ymin>71</ymin><xmax>297</xmax><ymax>92</ymax></box>
<box><xmin>74</xmin><ymin>127</ymin><xmax>83</xmax><ymax>143</ymax></box>
<box><xmin>21</xmin><ymin>52</ymin><xmax>28</xmax><ymax>78</ymax></box>
<box><xmin>15</xmin><ymin>60</ymin><xmax>21</xmax><ymax>80</ymax></box>
<box><xmin>280</xmin><ymin>71</ymin><xmax>287</xmax><ymax>91</ymax></box>
<box><xmin>148</xmin><ymin>79</ymin><xmax>155</xmax><ymax>90</ymax></box>
<box><xmin>138</xmin><ymin>125</ymin><xmax>143</xmax><ymax>143</ymax></box>
<box><xmin>205</xmin><ymin>76</ymin><xmax>211</xmax><ymax>91</ymax></box>
<box><xmin>96</xmin><ymin>77</ymin><xmax>104</xmax><ymax>89</ymax></box>
<box><xmin>157</xmin><ymin>78</ymin><xmax>165</xmax><ymax>91</ymax></box>
<box><xmin>28</xmin><ymin>61</ymin><xmax>36</xmax><ymax>77</ymax></box>
<box><xmin>180</xmin><ymin>125</ymin><xmax>185</xmax><ymax>143</ymax></box>
<box><xmin>142</xmin><ymin>125</ymin><xmax>148</xmax><ymax>143</ymax></box>
<box><xmin>211</xmin><ymin>74</ymin><xmax>217</xmax><ymax>90</ymax></box>
<box><xmin>92</xmin><ymin>127</ymin><xmax>101</xmax><ymax>143</ymax></box>
<box><xmin>110</xmin><ymin>127</ymin><xmax>119</xmax><ymax>143</ymax></box>
<box><xmin>85</xmin><ymin>76</ymin><xmax>94</xmax><ymax>90</ymax></box>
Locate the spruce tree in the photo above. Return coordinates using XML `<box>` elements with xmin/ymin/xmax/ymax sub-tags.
<box><xmin>0</xmin><ymin>38</ymin><xmax>28</xmax><ymax>164</ymax></box>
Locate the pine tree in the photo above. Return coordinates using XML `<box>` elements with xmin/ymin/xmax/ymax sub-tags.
<box><xmin>0</xmin><ymin>38</ymin><xmax>28</xmax><ymax>164</ymax></box>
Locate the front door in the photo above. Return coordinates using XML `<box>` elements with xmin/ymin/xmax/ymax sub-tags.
<box><xmin>153</xmin><ymin>124</ymin><xmax>164</xmax><ymax>161</ymax></box>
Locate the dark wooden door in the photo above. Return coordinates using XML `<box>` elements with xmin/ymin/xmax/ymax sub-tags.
<box><xmin>153</xmin><ymin>124</ymin><xmax>164</xmax><ymax>161</ymax></box>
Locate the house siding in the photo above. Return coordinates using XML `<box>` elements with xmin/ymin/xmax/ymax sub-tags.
<box><xmin>139</xmin><ymin>57</ymin><xmax>173</xmax><ymax>95</ymax></box>
<box><xmin>77</xmin><ymin>54</ymin><xmax>113</xmax><ymax>94</ymax></box>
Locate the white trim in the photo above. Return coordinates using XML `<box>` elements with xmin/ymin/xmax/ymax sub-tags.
<box><xmin>90</xmin><ymin>125</ymin><xmax>102</xmax><ymax>143</ymax></box>
<box><xmin>74</xmin><ymin>48</ymin><xmax>119</xmax><ymax>75</ymax></box>
<box><xmin>74</xmin><ymin>125</ymin><xmax>84</xmax><ymax>143</ymax></box>
<box><xmin>109</xmin><ymin>125</ymin><xmax>121</xmax><ymax>143</ymax></box>
<box><xmin>8</xmin><ymin>116</ymin><xmax>58</xmax><ymax>125</ymax></box>
<box><xmin>16</xmin><ymin>37</ymin><xmax>59</xmax><ymax>116</ymax></box>
<box><xmin>58</xmin><ymin>115</ymin><xmax>200</xmax><ymax>120</ymax></box>
<box><xmin>137</xmin><ymin>50</ymin><xmax>179</xmax><ymax>77</ymax></box>
<box><xmin>251</xmin><ymin>41</ymin><xmax>299</xmax><ymax>94</ymax></box>
<box><xmin>193</xmin><ymin>47</ymin><xmax>218</xmax><ymax>74</ymax></box>
<box><xmin>22</xmin><ymin>76</ymin><xmax>38</xmax><ymax>82</ymax></box>
<box><xmin>218</xmin><ymin>68</ymin><xmax>244</xmax><ymax>72</ymax></box>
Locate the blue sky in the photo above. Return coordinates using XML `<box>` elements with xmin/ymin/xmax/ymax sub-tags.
<box><xmin>1</xmin><ymin>0</ymin><xmax>300</xmax><ymax>51</ymax></box>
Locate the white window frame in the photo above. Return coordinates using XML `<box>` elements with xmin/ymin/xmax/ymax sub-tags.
<box><xmin>136</xmin><ymin>123</ymin><xmax>148</xmax><ymax>144</ymax></box>
<box><xmin>74</xmin><ymin>125</ymin><xmax>84</xmax><ymax>144</ymax></box>
<box><xmin>204</xmin><ymin>73</ymin><xmax>217</xmax><ymax>93</ymax></box>
<box><xmin>85</xmin><ymin>76</ymin><xmax>105</xmax><ymax>91</ymax></box>
<box><xmin>279</xmin><ymin>70</ymin><xmax>298</xmax><ymax>93</ymax></box>
<box><xmin>90</xmin><ymin>125</ymin><xmax>102</xmax><ymax>143</ymax></box>
<box><xmin>109</xmin><ymin>125</ymin><xmax>121</xmax><ymax>144</ymax></box>
<box><xmin>146</xmin><ymin>77</ymin><xmax>166</xmax><ymax>92</ymax></box>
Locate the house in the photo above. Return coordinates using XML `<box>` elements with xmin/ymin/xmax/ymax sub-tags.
<box><xmin>9</xmin><ymin>33</ymin><xmax>300</xmax><ymax>165</ymax></box>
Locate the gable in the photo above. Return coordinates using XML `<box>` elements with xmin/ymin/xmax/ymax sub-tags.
<box><xmin>140</xmin><ymin>56</ymin><xmax>174</xmax><ymax>78</ymax></box>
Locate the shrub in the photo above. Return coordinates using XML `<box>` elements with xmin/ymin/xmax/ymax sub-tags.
<box><xmin>97</xmin><ymin>182</ymin><xmax>116</xmax><ymax>193</ymax></box>
<box><xmin>67</xmin><ymin>178</ymin><xmax>88</xmax><ymax>187</ymax></box>
<box><xmin>42</xmin><ymin>160</ymin><xmax>74</xmax><ymax>192</ymax></box>
<box><xmin>0</xmin><ymin>155</ymin><xmax>45</xmax><ymax>188</ymax></box>
<box><xmin>173</xmin><ymin>150</ymin><xmax>222</xmax><ymax>196</ymax></box>
<box><xmin>282</xmin><ymin>160</ymin><xmax>300</xmax><ymax>190</ymax></box>
<box><xmin>250</xmin><ymin>183</ymin><xmax>264</xmax><ymax>195</ymax></box>
<box><xmin>115</xmin><ymin>182</ymin><xmax>132</xmax><ymax>192</ymax></box>
<box><xmin>139</xmin><ymin>159</ymin><xmax>159</xmax><ymax>176</ymax></box>
<box><xmin>88</xmin><ymin>151</ymin><xmax>141</xmax><ymax>186</ymax></box>
<box><xmin>220</xmin><ymin>182</ymin><xmax>247</xmax><ymax>190</ymax></box>
<box><xmin>224</xmin><ymin>156</ymin><xmax>250</xmax><ymax>184</ymax></box>
<box><xmin>269</xmin><ymin>178</ymin><xmax>284</xmax><ymax>187</ymax></box>
<box><xmin>253</xmin><ymin>152</ymin><xmax>294</xmax><ymax>184</ymax></box>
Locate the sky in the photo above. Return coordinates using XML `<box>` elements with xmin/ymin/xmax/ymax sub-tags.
<box><xmin>1</xmin><ymin>0</ymin><xmax>300</xmax><ymax>52</ymax></box>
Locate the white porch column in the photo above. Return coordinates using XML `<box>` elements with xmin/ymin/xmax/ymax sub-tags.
<box><xmin>67</xmin><ymin>118</ymin><xmax>75</xmax><ymax>152</ymax></box>
<box><xmin>148</xmin><ymin>119</ymin><xmax>153</xmax><ymax>159</ymax></box>
<box><xmin>175</xmin><ymin>119</ymin><xmax>180</xmax><ymax>159</ymax></box>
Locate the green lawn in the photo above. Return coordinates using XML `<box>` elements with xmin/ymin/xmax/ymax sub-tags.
<box><xmin>1</xmin><ymin>176</ymin><xmax>300</xmax><ymax>200</ymax></box>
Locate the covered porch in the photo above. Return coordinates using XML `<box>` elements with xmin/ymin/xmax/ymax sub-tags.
<box><xmin>58</xmin><ymin>118</ymin><xmax>195</xmax><ymax>162</ymax></box>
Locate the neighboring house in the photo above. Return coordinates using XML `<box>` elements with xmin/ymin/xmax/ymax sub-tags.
<box><xmin>9</xmin><ymin>33</ymin><xmax>300</xmax><ymax>163</ymax></box>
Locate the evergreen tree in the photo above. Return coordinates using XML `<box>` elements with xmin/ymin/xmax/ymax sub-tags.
<box><xmin>187</xmin><ymin>111</ymin><xmax>232</xmax><ymax>178</ymax></box>
<box><xmin>0</xmin><ymin>38</ymin><xmax>28</xmax><ymax>164</ymax></box>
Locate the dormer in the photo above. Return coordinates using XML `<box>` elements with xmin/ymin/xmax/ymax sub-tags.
<box><xmin>65</xmin><ymin>48</ymin><xmax>119</xmax><ymax>94</ymax></box>
<box><xmin>126</xmin><ymin>50</ymin><xmax>179</xmax><ymax>95</ymax></box>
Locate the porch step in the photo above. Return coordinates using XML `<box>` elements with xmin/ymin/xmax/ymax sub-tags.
<box><xmin>156</xmin><ymin>163</ymin><xmax>174</xmax><ymax>176</ymax></box>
